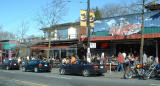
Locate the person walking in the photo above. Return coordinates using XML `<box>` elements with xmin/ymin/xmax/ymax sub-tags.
<box><xmin>117</xmin><ymin>52</ymin><xmax>125</xmax><ymax>72</ymax></box>
<box><xmin>123</xmin><ymin>56</ymin><xmax>130</xmax><ymax>79</ymax></box>
<box><xmin>128</xmin><ymin>53</ymin><xmax>135</xmax><ymax>66</ymax></box>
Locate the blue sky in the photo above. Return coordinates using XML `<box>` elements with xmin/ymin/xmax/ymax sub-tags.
<box><xmin>0</xmin><ymin>0</ymin><xmax>134</xmax><ymax>37</ymax></box>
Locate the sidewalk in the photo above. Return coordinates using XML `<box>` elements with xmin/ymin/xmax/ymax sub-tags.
<box><xmin>52</xmin><ymin>68</ymin><xmax>59</xmax><ymax>74</ymax></box>
<box><xmin>104</xmin><ymin>71</ymin><xmax>123</xmax><ymax>79</ymax></box>
<box><xmin>51</xmin><ymin>68</ymin><xmax>123</xmax><ymax>79</ymax></box>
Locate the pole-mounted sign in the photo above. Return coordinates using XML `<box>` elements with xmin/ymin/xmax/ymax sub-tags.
<box><xmin>80</xmin><ymin>10</ymin><xmax>95</xmax><ymax>27</ymax></box>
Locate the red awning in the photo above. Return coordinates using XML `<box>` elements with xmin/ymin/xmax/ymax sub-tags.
<box><xmin>80</xmin><ymin>33</ymin><xmax>160</xmax><ymax>41</ymax></box>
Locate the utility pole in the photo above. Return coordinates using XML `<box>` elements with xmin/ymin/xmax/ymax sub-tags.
<box><xmin>87</xmin><ymin>0</ymin><xmax>91</xmax><ymax>61</ymax></box>
<box><xmin>87</xmin><ymin>0</ymin><xmax>90</xmax><ymax>48</ymax></box>
<box><xmin>140</xmin><ymin>0</ymin><xmax>145</xmax><ymax>64</ymax></box>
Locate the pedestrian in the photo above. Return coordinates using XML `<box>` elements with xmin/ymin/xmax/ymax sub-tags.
<box><xmin>100</xmin><ymin>52</ymin><xmax>105</xmax><ymax>64</ymax></box>
<box><xmin>71</xmin><ymin>54</ymin><xmax>77</xmax><ymax>64</ymax></box>
<box><xmin>66</xmin><ymin>57</ymin><xmax>70</xmax><ymax>64</ymax></box>
<box><xmin>155</xmin><ymin>57</ymin><xmax>159</xmax><ymax>64</ymax></box>
<box><xmin>117</xmin><ymin>52</ymin><xmax>125</xmax><ymax>72</ymax></box>
<box><xmin>62</xmin><ymin>58</ymin><xmax>67</xmax><ymax>64</ymax></box>
<box><xmin>143</xmin><ymin>52</ymin><xmax>147</xmax><ymax>65</ymax></box>
<box><xmin>128</xmin><ymin>53</ymin><xmax>135</xmax><ymax>66</ymax></box>
<box><xmin>18</xmin><ymin>57</ymin><xmax>21</xmax><ymax>65</ymax></box>
<box><xmin>123</xmin><ymin>56</ymin><xmax>130</xmax><ymax>79</ymax></box>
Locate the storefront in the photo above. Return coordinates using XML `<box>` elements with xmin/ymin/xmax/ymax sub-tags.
<box><xmin>50</xmin><ymin>48</ymin><xmax>77</xmax><ymax>60</ymax></box>
<box><xmin>80</xmin><ymin>11</ymin><xmax>160</xmax><ymax>63</ymax></box>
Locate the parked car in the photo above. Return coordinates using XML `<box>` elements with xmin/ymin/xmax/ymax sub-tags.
<box><xmin>59</xmin><ymin>60</ymin><xmax>106</xmax><ymax>77</ymax></box>
<box><xmin>1</xmin><ymin>59</ymin><xmax>19</xmax><ymax>70</ymax></box>
<box><xmin>21</xmin><ymin>60</ymin><xmax>52</xmax><ymax>72</ymax></box>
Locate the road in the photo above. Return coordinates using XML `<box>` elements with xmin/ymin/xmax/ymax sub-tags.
<box><xmin>0</xmin><ymin>69</ymin><xmax>159</xmax><ymax>86</ymax></box>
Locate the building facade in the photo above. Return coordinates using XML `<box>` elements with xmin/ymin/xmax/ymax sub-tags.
<box><xmin>0</xmin><ymin>40</ymin><xmax>18</xmax><ymax>63</ymax></box>
<box><xmin>40</xmin><ymin>22</ymin><xmax>80</xmax><ymax>60</ymax></box>
<box><xmin>39</xmin><ymin>11</ymin><xmax>160</xmax><ymax>63</ymax></box>
<box><xmin>80</xmin><ymin>11</ymin><xmax>160</xmax><ymax>62</ymax></box>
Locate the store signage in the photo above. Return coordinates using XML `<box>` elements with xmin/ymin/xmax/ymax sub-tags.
<box><xmin>90</xmin><ymin>42</ymin><xmax>96</xmax><ymax>48</ymax></box>
<box><xmin>80</xmin><ymin>10</ymin><xmax>95</xmax><ymax>27</ymax></box>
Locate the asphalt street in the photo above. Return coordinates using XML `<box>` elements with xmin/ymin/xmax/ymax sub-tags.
<box><xmin>0</xmin><ymin>69</ymin><xmax>159</xmax><ymax>86</ymax></box>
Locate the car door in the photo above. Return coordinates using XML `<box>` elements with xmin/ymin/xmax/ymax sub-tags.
<box><xmin>72</xmin><ymin>61</ymin><xmax>83</xmax><ymax>74</ymax></box>
<box><xmin>64</xmin><ymin>64</ymin><xmax>72</xmax><ymax>74</ymax></box>
<box><xmin>27</xmin><ymin>60</ymin><xmax>36</xmax><ymax>70</ymax></box>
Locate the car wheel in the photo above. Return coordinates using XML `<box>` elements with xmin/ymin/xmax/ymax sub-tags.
<box><xmin>6</xmin><ymin>66</ymin><xmax>10</xmax><ymax>70</ymax></box>
<box><xmin>22</xmin><ymin>67</ymin><xmax>26</xmax><ymax>72</ymax></box>
<box><xmin>98</xmin><ymin>73</ymin><xmax>104</xmax><ymax>76</ymax></box>
<box><xmin>60</xmin><ymin>68</ymin><xmax>66</xmax><ymax>75</ymax></box>
<box><xmin>82</xmin><ymin>69</ymin><xmax>90</xmax><ymax>77</ymax></box>
<box><xmin>47</xmin><ymin>69</ymin><xmax>51</xmax><ymax>72</ymax></box>
<box><xmin>34</xmin><ymin>67</ymin><xmax>39</xmax><ymax>73</ymax></box>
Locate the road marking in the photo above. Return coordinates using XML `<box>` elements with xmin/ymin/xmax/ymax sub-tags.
<box><xmin>45</xmin><ymin>75</ymin><xmax>72</xmax><ymax>80</ymax></box>
<box><xmin>8</xmin><ymin>71</ymin><xmax>16</xmax><ymax>73</ymax></box>
<box><xmin>59</xmin><ymin>76</ymin><xmax>72</xmax><ymax>79</ymax></box>
<box><xmin>14</xmin><ymin>79</ymin><xmax>48</xmax><ymax>86</ymax></box>
<box><xmin>0</xmin><ymin>70</ymin><xmax>16</xmax><ymax>73</ymax></box>
<box><xmin>150</xmin><ymin>84</ymin><xmax>160</xmax><ymax>86</ymax></box>
<box><xmin>0</xmin><ymin>77</ymin><xmax>48</xmax><ymax>86</ymax></box>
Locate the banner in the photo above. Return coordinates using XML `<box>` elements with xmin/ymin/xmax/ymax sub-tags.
<box><xmin>80</xmin><ymin>10</ymin><xmax>95</xmax><ymax>27</ymax></box>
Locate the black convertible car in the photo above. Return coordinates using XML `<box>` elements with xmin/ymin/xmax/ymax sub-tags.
<box><xmin>59</xmin><ymin>60</ymin><xmax>106</xmax><ymax>77</ymax></box>
<box><xmin>1</xmin><ymin>59</ymin><xmax>19</xmax><ymax>70</ymax></box>
<box><xmin>21</xmin><ymin>60</ymin><xmax>52</xmax><ymax>72</ymax></box>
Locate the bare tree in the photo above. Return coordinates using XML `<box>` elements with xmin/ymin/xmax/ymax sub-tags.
<box><xmin>36</xmin><ymin>0</ymin><xmax>68</xmax><ymax>59</ymax></box>
<box><xmin>37</xmin><ymin>0</ymin><xmax>68</xmax><ymax>28</ymax></box>
<box><xmin>0</xmin><ymin>25</ymin><xmax>2</xmax><ymax>30</ymax></box>
<box><xmin>16</xmin><ymin>21</ymin><xmax>29</xmax><ymax>43</ymax></box>
<box><xmin>100</xmin><ymin>1</ymin><xmax>142</xmax><ymax>18</ymax></box>
<box><xmin>0</xmin><ymin>25</ymin><xmax>16</xmax><ymax>40</ymax></box>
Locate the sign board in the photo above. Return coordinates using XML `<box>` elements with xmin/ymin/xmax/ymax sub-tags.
<box><xmin>90</xmin><ymin>42</ymin><xmax>96</xmax><ymax>48</ymax></box>
<box><xmin>80</xmin><ymin>10</ymin><xmax>95</xmax><ymax>27</ymax></box>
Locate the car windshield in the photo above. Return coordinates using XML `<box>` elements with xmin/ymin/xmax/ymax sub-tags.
<box><xmin>76</xmin><ymin>60</ymin><xmax>88</xmax><ymax>64</ymax></box>
<box><xmin>9</xmin><ymin>60</ymin><xmax>18</xmax><ymax>63</ymax></box>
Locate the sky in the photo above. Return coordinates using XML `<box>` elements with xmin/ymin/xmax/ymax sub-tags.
<box><xmin>0</xmin><ymin>0</ymin><xmax>135</xmax><ymax>37</ymax></box>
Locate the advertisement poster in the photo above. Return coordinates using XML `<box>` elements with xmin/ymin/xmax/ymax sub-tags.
<box><xmin>94</xmin><ymin>11</ymin><xmax>160</xmax><ymax>36</ymax></box>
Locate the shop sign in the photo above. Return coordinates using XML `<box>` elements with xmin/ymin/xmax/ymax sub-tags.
<box><xmin>90</xmin><ymin>42</ymin><xmax>96</xmax><ymax>48</ymax></box>
<box><xmin>80</xmin><ymin>10</ymin><xmax>95</xmax><ymax>27</ymax></box>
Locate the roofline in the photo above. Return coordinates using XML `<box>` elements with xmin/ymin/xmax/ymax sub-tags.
<box><xmin>0</xmin><ymin>40</ymin><xmax>17</xmax><ymax>42</ymax></box>
<box><xmin>40</xmin><ymin>22</ymin><xmax>79</xmax><ymax>31</ymax></box>
<box><xmin>96</xmin><ymin>10</ymin><xmax>160</xmax><ymax>21</ymax></box>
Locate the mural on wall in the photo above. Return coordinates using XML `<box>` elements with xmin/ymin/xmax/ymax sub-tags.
<box><xmin>94</xmin><ymin>11</ymin><xmax>160</xmax><ymax>36</ymax></box>
<box><xmin>108</xmin><ymin>18</ymin><xmax>141</xmax><ymax>36</ymax></box>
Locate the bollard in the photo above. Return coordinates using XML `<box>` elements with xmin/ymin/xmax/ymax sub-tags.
<box><xmin>109</xmin><ymin>62</ymin><xmax>112</xmax><ymax>78</ymax></box>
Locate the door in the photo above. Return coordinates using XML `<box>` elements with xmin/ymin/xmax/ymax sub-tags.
<box><xmin>61</xmin><ymin>49</ymin><xmax>66</xmax><ymax>59</ymax></box>
<box><xmin>72</xmin><ymin>61</ymin><xmax>82</xmax><ymax>74</ymax></box>
<box><xmin>53</xmin><ymin>50</ymin><xmax>60</xmax><ymax>61</ymax></box>
<box><xmin>27</xmin><ymin>60</ymin><xmax>36</xmax><ymax>70</ymax></box>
